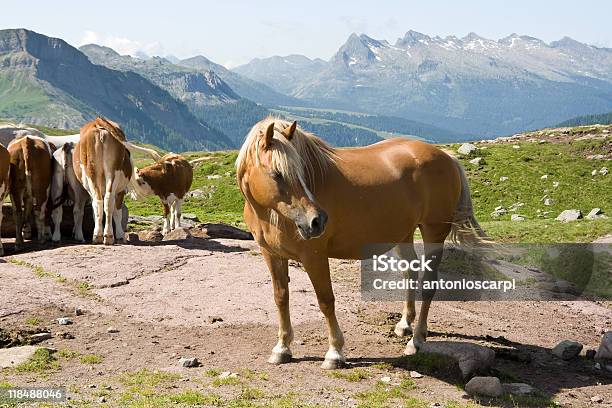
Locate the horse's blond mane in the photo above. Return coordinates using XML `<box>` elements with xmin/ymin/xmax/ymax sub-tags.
<box><xmin>236</xmin><ymin>116</ymin><xmax>337</xmax><ymax>191</ymax></box>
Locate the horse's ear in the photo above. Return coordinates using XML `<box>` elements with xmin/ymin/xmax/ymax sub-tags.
<box><xmin>281</xmin><ymin>121</ymin><xmax>297</xmax><ymax>140</ymax></box>
<box><xmin>262</xmin><ymin>122</ymin><xmax>275</xmax><ymax>149</ymax></box>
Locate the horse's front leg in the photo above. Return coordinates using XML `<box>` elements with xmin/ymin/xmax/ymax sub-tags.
<box><xmin>405</xmin><ymin>241</ymin><xmax>444</xmax><ymax>355</ymax></box>
<box><xmin>262</xmin><ymin>249</ymin><xmax>293</xmax><ymax>364</ymax></box>
<box><xmin>303</xmin><ymin>255</ymin><xmax>345</xmax><ymax>369</ymax></box>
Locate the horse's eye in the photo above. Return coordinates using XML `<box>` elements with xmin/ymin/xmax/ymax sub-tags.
<box><xmin>272</xmin><ymin>171</ymin><xmax>283</xmax><ymax>181</ymax></box>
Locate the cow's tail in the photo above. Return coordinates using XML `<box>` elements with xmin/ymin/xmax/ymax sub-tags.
<box><xmin>23</xmin><ymin>137</ymin><xmax>35</xmax><ymax>211</ymax></box>
<box><xmin>448</xmin><ymin>156</ymin><xmax>490</xmax><ymax>246</ymax></box>
<box><xmin>50</xmin><ymin>144</ymin><xmax>72</xmax><ymax>210</ymax></box>
<box><xmin>124</xmin><ymin>141</ymin><xmax>162</xmax><ymax>162</ymax></box>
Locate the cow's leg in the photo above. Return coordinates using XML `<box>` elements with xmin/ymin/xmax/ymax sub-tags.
<box><xmin>0</xmin><ymin>193</ymin><xmax>4</xmax><ymax>256</ymax></box>
<box><xmin>173</xmin><ymin>198</ymin><xmax>183</xmax><ymax>229</ymax></box>
<box><xmin>102</xmin><ymin>180</ymin><xmax>115</xmax><ymax>246</ymax></box>
<box><xmin>161</xmin><ymin>200</ymin><xmax>170</xmax><ymax>235</ymax></box>
<box><xmin>11</xmin><ymin>190</ymin><xmax>24</xmax><ymax>249</ymax></box>
<box><xmin>112</xmin><ymin>192</ymin><xmax>126</xmax><ymax>243</ymax></box>
<box><xmin>404</xmin><ymin>223</ymin><xmax>449</xmax><ymax>355</ymax></box>
<box><xmin>91</xmin><ymin>195</ymin><xmax>104</xmax><ymax>244</ymax></box>
<box><xmin>51</xmin><ymin>204</ymin><xmax>63</xmax><ymax>242</ymax></box>
<box><xmin>37</xmin><ymin>186</ymin><xmax>51</xmax><ymax>243</ymax></box>
<box><xmin>23</xmin><ymin>193</ymin><xmax>33</xmax><ymax>240</ymax></box>
<box><xmin>262</xmin><ymin>249</ymin><xmax>293</xmax><ymax>364</ymax></box>
<box><xmin>169</xmin><ymin>199</ymin><xmax>177</xmax><ymax>232</ymax></box>
<box><xmin>72</xmin><ymin>193</ymin><xmax>86</xmax><ymax>242</ymax></box>
<box><xmin>394</xmin><ymin>240</ymin><xmax>418</xmax><ymax>337</ymax></box>
<box><xmin>303</xmin><ymin>255</ymin><xmax>345</xmax><ymax>369</ymax></box>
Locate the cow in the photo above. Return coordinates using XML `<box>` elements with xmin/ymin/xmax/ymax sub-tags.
<box><xmin>7</xmin><ymin>135</ymin><xmax>54</xmax><ymax>248</ymax></box>
<box><xmin>129</xmin><ymin>153</ymin><xmax>194</xmax><ymax>234</ymax></box>
<box><xmin>50</xmin><ymin>142</ymin><xmax>89</xmax><ymax>242</ymax></box>
<box><xmin>73</xmin><ymin>117</ymin><xmax>133</xmax><ymax>245</ymax></box>
<box><xmin>0</xmin><ymin>143</ymin><xmax>10</xmax><ymax>255</ymax></box>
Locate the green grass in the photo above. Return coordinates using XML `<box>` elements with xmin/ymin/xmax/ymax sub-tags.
<box><xmin>14</xmin><ymin>348</ymin><xmax>59</xmax><ymax>372</ymax></box>
<box><xmin>353</xmin><ymin>378</ymin><xmax>418</xmax><ymax>408</ymax></box>
<box><xmin>212</xmin><ymin>375</ymin><xmax>242</xmax><ymax>387</ymax></box>
<box><xmin>118</xmin><ymin>369</ymin><xmax>181</xmax><ymax>387</ymax></box>
<box><xmin>328</xmin><ymin>368</ymin><xmax>371</xmax><ymax>382</ymax></box>
<box><xmin>24</xmin><ymin>316</ymin><xmax>41</xmax><ymax>326</ymax></box>
<box><xmin>80</xmin><ymin>354</ymin><xmax>103</xmax><ymax>364</ymax></box>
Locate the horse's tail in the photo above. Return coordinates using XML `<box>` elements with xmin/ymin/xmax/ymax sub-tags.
<box><xmin>449</xmin><ymin>157</ymin><xmax>490</xmax><ymax>246</ymax></box>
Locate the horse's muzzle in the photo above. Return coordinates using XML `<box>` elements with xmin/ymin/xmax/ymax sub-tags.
<box><xmin>298</xmin><ymin>210</ymin><xmax>328</xmax><ymax>239</ymax></box>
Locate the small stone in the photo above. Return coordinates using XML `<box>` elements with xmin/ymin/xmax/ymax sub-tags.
<box><xmin>74</xmin><ymin>307</ymin><xmax>84</xmax><ymax>316</ymax></box>
<box><xmin>586</xmin><ymin>208</ymin><xmax>606</xmax><ymax>220</ymax></box>
<box><xmin>544</xmin><ymin>198</ymin><xmax>553</xmax><ymax>206</ymax></box>
<box><xmin>104</xmin><ymin>385</ymin><xmax>112</xmax><ymax>390</ymax></box>
<box><xmin>182</xmin><ymin>213</ymin><xmax>200</xmax><ymax>222</ymax></box>
<box><xmin>126</xmin><ymin>232</ymin><xmax>140</xmax><ymax>243</ymax></box>
<box><xmin>585</xmin><ymin>349</ymin><xmax>596</xmax><ymax>359</ymax></box>
<box><xmin>591</xmin><ymin>395</ymin><xmax>603</xmax><ymax>403</ymax></box>
<box><xmin>219</xmin><ymin>371</ymin><xmax>238</xmax><ymax>378</ymax></box>
<box><xmin>592</xmin><ymin>169</ymin><xmax>598</xmax><ymax>176</ymax></box>
<box><xmin>513</xmin><ymin>145</ymin><xmax>520</xmax><ymax>149</ymax></box>
<box><xmin>552</xmin><ymin>340</ymin><xmax>583</xmax><ymax>360</ymax></box>
<box><xmin>469</xmin><ymin>157</ymin><xmax>482</xmax><ymax>165</ymax></box>
<box><xmin>599</xmin><ymin>167</ymin><xmax>609</xmax><ymax>175</ymax></box>
<box><xmin>540</xmin><ymin>174</ymin><xmax>548</xmax><ymax>180</ymax></box>
<box><xmin>207</xmin><ymin>174</ymin><xmax>222</xmax><ymax>180</ymax></box>
<box><xmin>555</xmin><ymin>209</ymin><xmax>582</xmax><ymax>222</ymax></box>
<box><xmin>107</xmin><ymin>327</ymin><xmax>119</xmax><ymax>334</ymax></box>
<box><xmin>178</xmin><ymin>357</ymin><xmax>200</xmax><ymax>368</ymax></box>
<box><xmin>511</xmin><ymin>214</ymin><xmax>525</xmax><ymax>222</ymax></box>
<box><xmin>380</xmin><ymin>376</ymin><xmax>391</xmax><ymax>383</ymax></box>
<box><xmin>162</xmin><ymin>227</ymin><xmax>192</xmax><ymax>241</ymax></box>
<box><xmin>30</xmin><ymin>332</ymin><xmax>52</xmax><ymax>343</ymax></box>
<box><xmin>552</xmin><ymin>181</ymin><xmax>560</xmax><ymax>188</ymax></box>
<box><xmin>409</xmin><ymin>371</ymin><xmax>423</xmax><ymax>378</ymax></box>
<box><xmin>499</xmin><ymin>176</ymin><xmax>509</xmax><ymax>182</ymax></box>
<box><xmin>57</xmin><ymin>317</ymin><xmax>72</xmax><ymax>325</ymax></box>
<box><xmin>98</xmin><ymin>396</ymin><xmax>106</xmax><ymax>403</ymax></box>
<box><xmin>208</xmin><ymin>316</ymin><xmax>223</xmax><ymax>324</ymax></box>
<box><xmin>595</xmin><ymin>331</ymin><xmax>612</xmax><ymax>360</ymax></box>
<box><xmin>457</xmin><ymin>143</ymin><xmax>478</xmax><ymax>155</ymax></box>
<box><xmin>88</xmin><ymin>384</ymin><xmax>96</xmax><ymax>388</ymax></box>
<box><xmin>465</xmin><ymin>376</ymin><xmax>503</xmax><ymax>397</ymax></box>
<box><xmin>56</xmin><ymin>332</ymin><xmax>75</xmax><ymax>339</ymax></box>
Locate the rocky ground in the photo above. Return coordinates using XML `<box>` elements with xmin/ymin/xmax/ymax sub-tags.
<box><xmin>0</xmin><ymin>226</ymin><xmax>611</xmax><ymax>408</ymax></box>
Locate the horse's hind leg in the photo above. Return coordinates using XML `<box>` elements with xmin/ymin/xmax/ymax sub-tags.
<box><xmin>394</xmin><ymin>241</ymin><xmax>418</xmax><ymax>337</ymax></box>
<box><xmin>303</xmin><ymin>255</ymin><xmax>345</xmax><ymax>369</ymax></box>
<box><xmin>404</xmin><ymin>222</ymin><xmax>450</xmax><ymax>355</ymax></box>
<box><xmin>262</xmin><ymin>249</ymin><xmax>293</xmax><ymax>364</ymax></box>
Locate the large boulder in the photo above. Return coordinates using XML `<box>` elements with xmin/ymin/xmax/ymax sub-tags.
<box><xmin>418</xmin><ymin>341</ymin><xmax>495</xmax><ymax>378</ymax></box>
<box><xmin>595</xmin><ymin>331</ymin><xmax>612</xmax><ymax>361</ymax></box>
<box><xmin>457</xmin><ymin>143</ymin><xmax>478</xmax><ymax>155</ymax></box>
<box><xmin>195</xmin><ymin>223</ymin><xmax>253</xmax><ymax>240</ymax></box>
<box><xmin>555</xmin><ymin>209</ymin><xmax>582</xmax><ymax>222</ymax></box>
<box><xmin>552</xmin><ymin>340</ymin><xmax>583</xmax><ymax>360</ymax></box>
<box><xmin>465</xmin><ymin>376</ymin><xmax>503</xmax><ymax>397</ymax></box>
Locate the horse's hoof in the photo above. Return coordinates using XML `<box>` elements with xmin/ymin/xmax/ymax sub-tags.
<box><xmin>103</xmin><ymin>236</ymin><xmax>114</xmax><ymax>246</ymax></box>
<box><xmin>321</xmin><ymin>358</ymin><xmax>346</xmax><ymax>370</ymax></box>
<box><xmin>394</xmin><ymin>321</ymin><xmax>412</xmax><ymax>337</ymax></box>
<box><xmin>267</xmin><ymin>352</ymin><xmax>292</xmax><ymax>365</ymax></box>
<box><xmin>403</xmin><ymin>338</ymin><xmax>421</xmax><ymax>356</ymax></box>
<box><xmin>92</xmin><ymin>236</ymin><xmax>103</xmax><ymax>244</ymax></box>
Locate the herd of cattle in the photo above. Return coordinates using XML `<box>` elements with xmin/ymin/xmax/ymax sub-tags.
<box><xmin>0</xmin><ymin>117</ymin><xmax>196</xmax><ymax>255</ymax></box>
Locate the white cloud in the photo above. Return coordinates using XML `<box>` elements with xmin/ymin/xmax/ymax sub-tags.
<box><xmin>79</xmin><ymin>30</ymin><xmax>164</xmax><ymax>58</ymax></box>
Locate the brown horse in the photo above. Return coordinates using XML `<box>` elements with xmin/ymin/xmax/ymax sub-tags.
<box><xmin>236</xmin><ymin>117</ymin><xmax>485</xmax><ymax>369</ymax></box>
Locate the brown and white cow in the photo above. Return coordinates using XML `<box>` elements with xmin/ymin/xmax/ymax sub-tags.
<box><xmin>8</xmin><ymin>135</ymin><xmax>54</xmax><ymax>248</ymax></box>
<box><xmin>0</xmin><ymin>143</ymin><xmax>10</xmax><ymax>255</ymax></box>
<box><xmin>73</xmin><ymin>117</ymin><xmax>132</xmax><ymax>245</ymax></box>
<box><xmin>129</xmin><ymin>153</ymin><xmax>193</xmax><ymax>234</ymax></box>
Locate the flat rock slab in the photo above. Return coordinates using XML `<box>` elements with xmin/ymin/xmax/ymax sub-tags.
<box><xmin>419</xmin><ymin>341</ymin><xmax>495</xmax><ymax>378</ymax></box>
<box><xmin>0</xmin><ymin>346</ymin><xmax>48</xmax><ymax>368</ymax></box>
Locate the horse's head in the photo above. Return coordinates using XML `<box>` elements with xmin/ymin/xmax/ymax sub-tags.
<box><xmin>237</xmin><ymin>120</ymin><xmax>328</xmax><ymax>239</ymax></box>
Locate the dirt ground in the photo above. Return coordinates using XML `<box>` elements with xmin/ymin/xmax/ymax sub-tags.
<box><xmin>0</xmin><ymin>236</ymin><xmax>611</xmax><ymax>407</ymax></box>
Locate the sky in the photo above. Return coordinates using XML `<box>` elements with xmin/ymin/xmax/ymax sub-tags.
<box><xmin>1</xmin><ymin>0</ymin><xmax>611</xmax><ymax>68</ymax></box>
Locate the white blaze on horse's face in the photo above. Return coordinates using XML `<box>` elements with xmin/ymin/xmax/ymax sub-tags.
<box><xmin>243</xmin><ymin>122</ymin><xmax>328</xmax><ymax>239</ymax></box>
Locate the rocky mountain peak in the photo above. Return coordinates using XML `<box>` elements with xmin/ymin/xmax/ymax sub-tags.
<box><xmin>396</xmin><ymin>30</ymin><xmax>431</xmax><ymax>48</ymax></box>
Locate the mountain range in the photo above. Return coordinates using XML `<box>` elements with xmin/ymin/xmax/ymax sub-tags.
<box><xmin>2</xmin><ymin>28</ymin><xmax>612</xmax><ymax>151</ymax></box>
<box><xmin>234</xmin><ymin>31</ymin><xmax>612</xmax><ymax>136</ymax></box>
